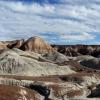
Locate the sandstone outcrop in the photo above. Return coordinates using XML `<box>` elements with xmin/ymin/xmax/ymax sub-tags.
<box><xmin>7</xmin><ymin>39</ymin><xmax>24</xmax><ymax>49</ymax></box>
<box><xmin>20</xmin><ymin>36</ymin><xmax>52</xmax><ymax>54</ymax></box>
<box><xmin>0</xmin><ymin>42</ymin><xmax>7</xmax><ymax>50</ymax></box>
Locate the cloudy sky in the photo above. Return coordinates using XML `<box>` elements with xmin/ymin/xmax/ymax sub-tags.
<box><xmin>0</xmin><ymin>0</ymin><xmax>100</xmax><ymax>44</ymax></box>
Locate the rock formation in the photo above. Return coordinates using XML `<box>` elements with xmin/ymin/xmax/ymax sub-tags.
<box><xmin>0</xmin><ymin>48</ymin><xmax>74</xmax><ymax>76</ymax></box>
<box><xmin>7</xmin><ymin>39</ymin><xmax>24</xmax><ymax>49</ymax></box>
<box><xmin>42</xmin><ymin>50</ymin><xmax>69</xmax><ymax>64</ymax></box>
<box><xmin>0</xmin><ymin>42</ymin><xmax>7</xmax><ymax>50</ymax></box>
<box><xmin>0</xmin><ymin>84</ymin><xmax>43</xmax><ymax>100</ymax></box>
<box><xmin>0</xmin><ymin>37</ymin><xmax>99</xmax><ymax>99</ymax></box>
<box><xmin>80</xmin><ymin>57</ymin><xmax>100</xmax><ymax>69</ymax></box>
<box><xmin>20</xmin><ymin>36</ymin><xmax>52</xmax><ymax>54</ymax></box>
<box><xmin>52</xmin><ymin>45</ymin><xmax>100</xmax><ymax>57</ymax></box>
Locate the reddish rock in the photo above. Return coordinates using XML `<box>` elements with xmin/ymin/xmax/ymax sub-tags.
<box><xmin>7</xmin><ymin>39</ymin><xmax>24</xmax><ymax>49</ymax></box>
<box><xmin>0</xmin><ymin>84</ymin><xmax>43</xmax><ymax>100</ymax></box>
<box><xmin>20</xmin><ymin>36</ymin><xmax>53</xmax><ymax>53</ymax></box>
<box><xmin>0</xmin><ymin>42</ymin><xmax>7</xmax><ymax>50</ymax></box>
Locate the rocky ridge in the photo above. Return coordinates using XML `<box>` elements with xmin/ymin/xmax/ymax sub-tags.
<box><xmin>0</xmin><ymin>37</ymin><xmax>99</xmax><ymax>99</ymax></box>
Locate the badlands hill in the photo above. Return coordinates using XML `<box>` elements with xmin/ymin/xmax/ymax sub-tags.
<box><xmin>20</xmin><ymin>36</ymin><xmax>52</xmax><ymax>53</ymax></box>
<box><xmin>0</xmin><ymin>36</ymin><xmax>99</xmax><ymax>99</ymax></box>
<box><xmin>0</xmin><ymin>36</ymin><xmax>70</xmax><ymax>75</ymax></box>
<box><xmin>7</xmin><ymin>39</ymin><xmax>24</xmax><ymax>49</ymax></box>
<box><xmin>52</xmin><ymin>45</ymin><xmax>100</xmax><ymax>57</ymax></box>
<box><xmin>7</xmin><ymin>36</ymin><xmax>52</xmax><ymax>54</ymax></box>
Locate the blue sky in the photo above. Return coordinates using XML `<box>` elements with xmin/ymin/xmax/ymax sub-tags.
<box><xmin>0</xmin><ymin>0</ymin><xmax>100</xmax><ymax>44</ymax></box>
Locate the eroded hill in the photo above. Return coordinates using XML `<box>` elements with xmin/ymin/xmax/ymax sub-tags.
<box><xmin>0</xmin><ymin>37</ymin><xmax>99</xmax><ymax>100</ymax></box>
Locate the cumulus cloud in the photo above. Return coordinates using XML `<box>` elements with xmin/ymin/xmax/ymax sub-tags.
<box><xmin>0</xmin><ymin>0</ymin><xmax>99</xmax><ymax>44</ymax></box>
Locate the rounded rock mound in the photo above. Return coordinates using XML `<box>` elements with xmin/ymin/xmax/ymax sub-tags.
<box><xmin>20</xmin><ymin>36</ymin><xmax>52</xmax><ymax>54</ymax></box>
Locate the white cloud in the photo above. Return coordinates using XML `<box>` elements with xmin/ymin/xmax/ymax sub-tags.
<box><xmin>60</xmin><ymin>32</ymin><xmax>95</xmax><ymax>41</ymax></box>
<box><xmin>0</xmin><ymin>0</ymin><xmax>99</xmax><ymax>44</ymax></box>
<box><xmin>5</xmin><ymin>1</ymin><xmax>55</xmax><ymax>13</ymax></box>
